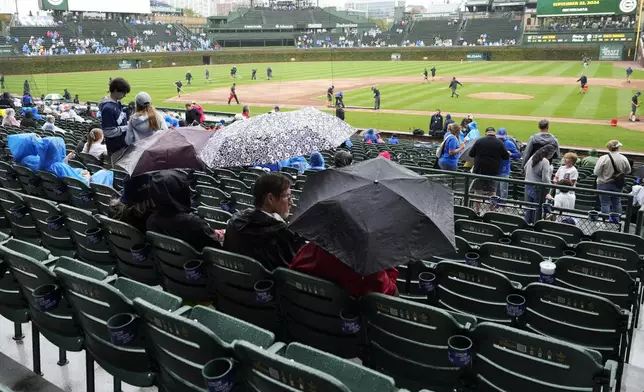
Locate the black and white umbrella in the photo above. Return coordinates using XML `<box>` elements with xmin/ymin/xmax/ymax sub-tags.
<box><xmin>198</xmin><ymin>107</ymin><xmax>356</xmax><ymax>168</ymax></box>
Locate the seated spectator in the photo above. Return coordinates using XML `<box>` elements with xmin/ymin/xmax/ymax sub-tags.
<box><xmin>242</xmin><ymin>105</ymin><xmax>250</xmax><ymax>119</ymax></box>
<box><xmin>110</xmin><ymin>174</ymin><xmax>154</xmax><ymax>233</ymax></box>
<box><xmin>0</xmin><ymin>92</ymin><xmax>15</xmax><ymax>109</ymax></box>
<box><xmin>333</xmin><ymin>150</ymin><xmax>353</xmax><ymax>168</ymax></box>
<box><xmin>290</xmin><ymin>242</ymin><xmax>399</xmax><ymax>297</ymax></box>
<box><xmin>280</xmin><ymin>156</ymin><xmax>309</xmax><ymax>174</ymax></box>
<box><xmin>20</xmin><ymin>110</ymin><xmax>39</xmax><ymax>129</ymax></box>
<box><xmin>1</xmin><ymin>108</ymin><xmax>20</xmax><ymax>127</ymax></box>
<box><xmin>146</xmin><ymin>170</ymin><xmax>221</xmax><ymax>251</ymax></box>
<box><xmin>379</xmin><ymin>151</ymin><xmax>391</xmax><ymax>160</ymax></box>
<box><xmin>363</xmin><ymin>128</ymin><xmax>378</xmax><ymax>143</ymax></box>
<box><xmin>7</xmin><ymin>133</ymin><xmax>40</xmax><ymax>171</ymax></box>
<box><xmin>38</xmin><ymin>136</ymin><xmax>90</xmax><ymax>183</ymax></box>
<box><xmin>388</xmin><ymin>135</ymin><xmax>399</xmax><ymax>144</ymax></box>
<box><xmin>22</xmin><ymin>92</ymin><xmax>33</xmax><ymax>107</ymax></box>
<box><xmin>163</xmin><ymin>111</ymin><xmax>179</xmax><ymax>128</ymax></box>
<box><xmin>73</xmin><ymin>94</ymin><xmax>80</xmax><ymax>104</ymax></box>
<box><xmin>224</xmin><ymin>173</ymin><xmax>305</xmax><ymax>270</ymax></box>
<box><xmin>184</xmin><ymin>103</ymin><xmax>201</xmax><ymax>126</ymax></box>
<box><xmin>82</xmin><ymin>128</ymin><xmax>107</xmax><ymax>160</ymax></box>
<box><xmin>308</xmin><ymin>152</ymin><xmax>325</xmax><ymax>171</ymax></box>
<box><xmin>42</xmin><ymin>115</ymin><xmax>66</xmax><ymax>134</ymax></box>
<box><xmin>125</xmin><ymin>92</ymin><xmax>167</xmax><ymax>145</ymax></box>
<box><xmin>580</xmin><ymin>149</ymin><xmax>599</xmax><ymax>167</ymax></box>
<box><xmin>546</xmin><ymin>179</ymin><xmax>575</xmax><ymax>210</ymax></box>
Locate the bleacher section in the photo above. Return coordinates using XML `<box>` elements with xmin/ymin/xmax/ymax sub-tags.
<box><xmin>460</xmin><ymin>17</ymin><xmax>522</xmax><ymax>45</ymax></box>
<box><xmin>406</xmin><ymin>19</ymin><xmax>460</xmax><ymax>45</ymax></box>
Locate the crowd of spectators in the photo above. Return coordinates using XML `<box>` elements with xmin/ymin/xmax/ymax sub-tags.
<box><xmin>535</xmin><ymin>15</ymin><xmax>636</xmax><ymax>32</ymax></box>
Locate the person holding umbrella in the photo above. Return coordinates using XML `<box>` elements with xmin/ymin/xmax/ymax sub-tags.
<box><xmin>224</xmin><ymin>173</ymin><xmax>305</xmax><ymax>271</ymax></box>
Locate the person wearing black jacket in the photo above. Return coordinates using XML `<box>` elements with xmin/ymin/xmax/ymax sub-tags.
<box><xmin>335</xmin><ymin>101</ymin><xmax>345</xmax><ymax>121</ymax></box>
<box><xmin>19</xmin><ymin>110</ymin><xmax>38</xmax><ymax>129</ymax></box>
<box><xmin>442</xmin><ymin>113</ymin><xmax>454</xmax><ymax>134</ymax></box>
<box><xmin>577</xmin><ymin>74</ymin><xmax>588</xmax><ymax>94</ymax></box>
<box><xmin>429</xmin><ymin>109</ymin><xmax>444</xmax><ymax>136</ymax></box>
<box><xmin>468</xmin><ymin>127</ymin><xmax>509</xmax><ymax>196</ymax></box>
<box><xmin>146</xmin><ymin>170</ymin><xmax>221</xmax><ymax>251</ymax></box>
<box><xmin>224</xmin><ymin>173</ymin><xmax>305</xmax><ymax>271</ymax></box>
<box><xmin>184</xmin><ymin>103</ymin><xmax>201</xmax><ymax>125</ymax></box>
<box><xmin>0</xmin><ymin>92</ymin><xmax>15</xmax><ymax>109</ymax></box>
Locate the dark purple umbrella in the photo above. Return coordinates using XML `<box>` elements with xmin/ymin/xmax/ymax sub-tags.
<box><xmin>115</xmin><ymin>127</ymin><xmax>212</xmax><ymax>176</ymax></box>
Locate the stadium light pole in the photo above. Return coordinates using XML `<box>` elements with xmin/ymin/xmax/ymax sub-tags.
<box><xmin>636</xmin><ymin>0</ymin><xmax>644</xmax><ymax>60</ymax></box>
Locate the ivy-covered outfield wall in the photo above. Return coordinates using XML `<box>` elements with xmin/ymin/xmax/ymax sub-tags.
<box><xmin>0</xmin><ymin>46</ymin><xmax>611</xmax><ymax>75</ymax></box>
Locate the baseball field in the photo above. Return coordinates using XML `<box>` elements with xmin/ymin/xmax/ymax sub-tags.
<box><xmin>6</xmin><ymin>60</ymin><xmax>644</xmax><ymax>151</ymax></box>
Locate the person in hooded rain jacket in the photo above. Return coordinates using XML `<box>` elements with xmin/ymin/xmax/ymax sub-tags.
<box><xmin>146</xmin><ymin>170</ymin><xmax>221</xmax><ymax>251</ymax></box>
<box><xmin>224</xmin><ymin>173</ymin><xmax>305</xmax><ymax>271</ymax></box>
<box><xmin>8</xmin><ymin>133</ymin><xmax>40</xmax><ymax>172</ymax></box>
<box><xmin>37</xmin><ymin>137</ymin><xmax>113</xmax><ymax>186</ymax></box>
<box><xmin>280</xmin><ymin>156</ymin><xmax>309</xmax><ymax>174</ymax></box>
<box><xmin>290</xmin><ymin>242</ymin><xmax>399</xmax><ymax>297</ymax></box>
<box><xmin>308</xmin><ymin>152</ymin><xmax>325</xmax><ymax>171</ymax></box>
<box><xmin>125</xmin><ymin>92</ymin><xmax>167</xmax><ymax>146</ymax></box>
<box><xmin>363</xmin><ymin>129</ymin><xmax>378</xmax><ymax>144</ymax></box>
<box><xmin>443</xmin><ymin>114</ymin><xmax>455</xmax><ymax>135</ymax></box>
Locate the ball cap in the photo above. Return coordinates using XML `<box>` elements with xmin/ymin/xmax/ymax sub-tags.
<box><xmin>135</xmin><ymin>92</ymin><xmax>152</xmax><ymax>107</ymax></box>
<box><xmin>637</xmin><ymin>92</ymin><xmax>642</xmax><ymax>96</ymax></box>
<box><xmin>496</xmin><ymin>128</ymin><xmax>508</xmax><ymax>139</ymax></box>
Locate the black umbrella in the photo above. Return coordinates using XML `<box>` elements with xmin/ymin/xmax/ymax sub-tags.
<box><xmin>289</xmin><ymin>157</ymin><xmax>455</xmax><ymax>276</ymax></box>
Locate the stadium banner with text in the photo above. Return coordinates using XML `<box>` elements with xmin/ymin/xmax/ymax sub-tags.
<box><xmin>117</xmin><ymin>60</ymin><xmax>138</xmax><ymax>69</ymax></box>
<box><xmin>598</xmin><ymin>44</ymin><xmax>624</xmax><ymax>60</ymax></box>
<box><xmin>467</xmin><ymin>52</ymin><xmax>489</xmax><ymax>61</ymax></box>
<box><xmin>525</xmin><ymin>32</ymin><xmax>635</xmax><ymax>44</ymax></box>
<box><xmin>40</xmin><ymin>0</ymin><xmax>69</xmax><ymax>11</ymax></box>
<box><xmin>537</xmin><ymin>0</ymin><xmax>638</xmax><ymax>17</ymax></box>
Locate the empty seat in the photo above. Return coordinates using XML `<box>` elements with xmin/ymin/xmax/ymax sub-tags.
<box><xmin>0</xmin><ymin>161</ymin><xmax>22</xmax><ymax>191</ymax></box>
<box><xmin>482</xmin><ymin>212</ymin><xmax>528</xmax><ymax>234</ymax></box>
<box><xmin>455</xmin><ymin>219</ymin><xmax>503</xmax><ymax>246</ymax></box>
<box><xmin>195</xmin><ymin>185</ymin><xmax>227</xmax><ymax>207</ymax></box>
<box><xmin>274</xmin><ymin>267</ymin><xmax>362</xmax><ymax>359</ymax></box>
<box><xmin>454</xmin><ymin>205</ymin><xmax>478</xmax><ymax>221</ymax></box>
<box><xmin>21</xmin><ymin>195</ymin><xmax>75</xmax><ymax>257</ymax></box>
<box><xmin>472</xmin><ymin>322</ymin><xmax>616</xmax><ymax>392</ymax></box>
<box><xmin>0</xmin><ymin>188</ymin><xmax>40</xmax><ymax>244</ymax></box>
<box><xmin>203</xmin><ymin>247</ymin><xmax>280</xmax><ymax>334</ymax></box>
<box><xmin>133</xmin><ymin>300</ymin><xmax>275</xmax><ymax>392</ymax></box>
<box><xmin>196</xmin><ymin>206</ymin><xmax>231</xmax><ymax>230</ymax></box>
<box><xmin>361</xmin><ymin>293</ymin><xmax>476</xmax><ymax>391</ymax></box>
<box><xmin>62</xmin><ymin>176</ymin><xmax>98</xmax><ymax>212</ymax></box>
<box><xmin>477</xmin><ymin>242</ymin><xmax>543</xmax><ymax>287</ymax></box>
<box><xmin>54</xmin><ymin>258</ymin><xmax>183</xmax><ymax>389</ymax></box>
<box><xmin>96</xmin><ymin>215</ymin><xmax>160</xmax><ymax>286</ymax></box>
<box><xmin>90</xmin><ymin>183</ymin><xmax>119</xmax><ymax>216</ymax></box>
<box><xmin>13</xmin><ymin>164</ymin><xmax>45</xmax><ymax>197</ymax></box>
<box><xmin>510</xmin><ymin>229</ymin><xmax>568</xmax><ymax>258</ymax></box>
<box><xmin>147</xmin><ymin>232</ymin><xmax>210</xmax><ymax>302</ymax></box>
<box><xmin>591</xmin><ymin>230</ymin><xmax>644</xmax><ymax>255</ymax></box>
<box><xmin>37</xmin><ymin>170</ymin><xmax>69</xmax><ymax>203</ymax></box>
<box><xmin>575</xmin><ymin>241</ymin><xmax>644</xmax><ymax>279</ymax></box>
<box><xmin>431</xmin><ymin>261</ymin><xmax>519</xmax><ymax>324</ymax></box>
<box><xmin>534</xmin><ymin>220</ymin><xmax>585</xmax><ymax>245</ymax></box>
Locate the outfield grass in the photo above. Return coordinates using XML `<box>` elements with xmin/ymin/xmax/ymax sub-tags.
<box><xmin>4</xmin><ymin>60</ymin><xmax>644</xmax><ymax>151</ymax></box>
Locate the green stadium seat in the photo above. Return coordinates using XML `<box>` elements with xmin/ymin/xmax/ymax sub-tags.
<box><xmin>37</xmin><ymin>170</ymin><xmax>69</xmax><ymax>203</ymax></box>
<box><xmin>195</xmin><ymin>172</ymin><xmax>220</xmax><ymax>188</ymax></box>
<box><xmin>361</xmin><ymin>293</ymin><xmax>476</xmax><ymax>391</ymax></box>
<box><xmin>534</xmin><ymin>220</ymin><xmax>585</xmax><ymax>245</ymax></box>
<box><xmin>132</xmin><ymin>300</ymin><xmax>275</xmax><ymax>392</ymax></box>
<box><xmin>575</xmin><ymin>241</ymin><xmax>644</xmax><ymax>279</ymax></box>
<box><xmin>90</xmin><ymin>183</ymin><xmax>120</xmax><ymax>216</ymax></box>
<box><xmin>0</xmin><ymin>188</ymin><xmax>40</xmax><ymax>244</ymax></box>
<box><xmin>61</xmin><ymin>176</ymin><xmax>98</xmax><ymax>212</ymax></box>
<box><xmin>431</xmin><ymin>261</ymin><xmax>519</xmax><ymax>324</ymax></box>
<box><xmin>273</xmin><ymin>267</ymin><xmax>363</xmax><ymax>359</ymax></box>
<box><xmin>482</xmin><ymin>212</ymin><xmax>529</xmax><ymax>234</ymax></box>
<box><xmin>0</xmin><ymin>161</ymin><xmax>22</xmax><ymax>191</ymax></box>
<box><xmin>95</xmin><ymin>214</ymin><xmax>160</xmax><ymax>286</ymax></box>
<box><xmin>111</xmin><ymin>169</ymin><xmax>129</xmax><ymax>192</ymax></box>
<box><xmin>196</xmin><ymin>185</ymin><xmax>228</xmax><ymax>207</ymax></box>
<box><xmin>54</xmin><ymin>258</ymin><xmax>182</xmax><ymax>389</ymax></box>
<box><xmin>454</xmin><ymin>205</ymin><xmax>478</xmax><ymax>221</ymax></box>
<box><xmin>196</xmin><ymin>206</ymin><xmax>232</xmax><ymax>230</ymax></box>
<box><xmin>477</xmin><ymin>242</ymin><xmax>543</xmax><ymax>287</ymax></box>
<box><xmin>58</xmin><ymin>204</ymin><xmax>115</xmax><ymax>273</ymax></box>
<box><xmin>509</xmin><ymin>229</ymin><xmax>568</xmax><ymax>258</ymax></box>
<box><xmin>221</xmin><ymin>177</ymin><xmax>250</xmax><ymax>194</ymax></box>
<box><xmin>203</xmin><ymin>247</ymin><xmax>280</xmax><ymax>334</ymax></box>
<box><xmin>230</xmin><ymin>191</ymin><xmax>254</xmax><ymax>208</ymax></box>
<box><xmin>211</xmin><ymin>168</ymin><xmax>238</xmax><ymax>180</ymax></box>
<box><xmin>455</xmin><ymin>219</ymin><xmax>503</xmax><ymax>246</ymax></box>
<box><xmin>591</xmin><ymin>230</ymin><xmax>644</xmax><ymax>255</ymax></box>
<box><xmin>21</xmin><ymin>194</ymin><xmax>75</xmax><ymax>257</ymax></box>
<box><xmin>146</xmin><ymin>231</ymin><xmax>210</xmax><ymax>302</ymax></box>
<box><xmin>472</xmin><ymin>322</ymin><xmax>616</xmax><ymax>392</ymax></box>
<box><xmin>13</xmin><ymin>164</ymin><xmax>45</xmax><ymax>197</ymax></box>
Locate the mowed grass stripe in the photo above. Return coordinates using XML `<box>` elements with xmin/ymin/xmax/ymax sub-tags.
<box><xmin>351</xmin><ymin>83</ymin><xmax>429</xmax><ymax>107</ymax></box>
<box><xmin>529</xmin><ymin>85</ymin><xmax>577</xmax><ymax>117</ymax></box>
<box><xmin>572</xmin><ymin>85</ymin><xmax>602</xmax><ymax>119</ymax></box>
<box><xmin>599</xmin><ymin>87</ymin><xmax>618</xmax><ymax>120</ymax></box>
<box><xmin>550</xmin><ymin>87</ymin><xmax>587</xmax><ymax>118</ymax></box>
<box><xmin>541</xmin><ymin>62</ymin><xmax>581</xmax><ymax>77</ymax></box>
<box><xmin>483</xmin><ymin>62</ymin><xmax>530</xmax><ymax>76</ymax></box>
<box><xmin>386</xmin><ymin>84</ymin><xmax>447</xmax><ymax>109</ymax></box>
<box><xmin>505</xmin><ymin>61</ymin><xmax>553</xmax><ymax>76</ymax></box>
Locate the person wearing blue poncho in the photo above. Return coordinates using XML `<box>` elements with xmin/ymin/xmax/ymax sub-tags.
<box><xmin>38</xmin><ymin>137</ymin><xmax>113</xmax><ymax>186</ymax></box>
<box><xmin>280</xmin><ymin>156</ymin><xmax>309</xmax><ymax>174</ymax></box>
<box><xmin>363</xmin><ymin>129</ymin><xmax>378</xmax><ymax>144</ymax></box>
<box><xmin>462</xmin><ymin>121</ymin><xmax>480</xmax><ymax>143</ymax></box>
<box><xmin>7</xmin><ymin>133</ymin><xmax>40</xmax><ymax>172</ymax></box>
<box><xmin>308</xmin><ymin>152</ymin><xmax>325</xmax><ymax>171</ymax></box>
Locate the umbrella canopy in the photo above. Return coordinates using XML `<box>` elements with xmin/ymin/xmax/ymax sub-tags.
<box><xmin>289</xmin><ymin>157</ymin><xmax>455</xmax><ymax>276</ymax></box>
<box><xmin>458</xmin><ymin>140</ymin><xmax>477</xmax><ymax>163</ymax></box>
<box><xmin>198</xmin><ymin>107</ymin><xmax>356</xmax><ymax>168</ymax></box>
<box><xmin>115</xmin><ymin>127</ymin><xmax>211</xmax><ymax>176</ymax></box>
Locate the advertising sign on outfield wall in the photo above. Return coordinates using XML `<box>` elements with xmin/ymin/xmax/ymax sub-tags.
<box><xmin>466</xmin><ymin>52</ymin><xmax>488</xmax><ymax>61</ymax></box>
<box><xmin>537</xmin><ymin>0</ymin><xmax>637</xmax><ymax>17</ymax></box>
<box><xmin>525</xmin><ymin>32</ymin><xmax>635</xmax><ymax>43</ymax></box>
<box><xmin>598</xmin><ymin>44</ymin><xmax>624</xmax><ymax>60</ymax></box>
<box><xmin>40</xmin><ymin>0</ymin><xmax>69</xmax><ymax>11</ymax></box>
<box><xmin>117</xmin><ymin>60</ymin><xmax>138</xmax><ymax>70</ymax></box>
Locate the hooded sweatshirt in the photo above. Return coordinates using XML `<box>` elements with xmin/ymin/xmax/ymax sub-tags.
<box><xmin>99</xmin><ymin>96</ymin><xmax>128</xmax><ymax>154</ymax></box>
<box><xmin>224</xmin><ymin>208</ymin><xmax>305</xmax><ymax>271</ymax></box>
<box><xmin>146</xmin><ymin>170</ymin><xmax>220</xmax><ymax>251</ymax></box>
<box><xmin>37</xmin><ymin>137</ymin><xmax>89</xmax><ymax>184</ymax></box>
<box><xmin>125</xmin><ymin>111</ymin><xmax>168</xmax><ymax>146</ymax></box>
<box><xmin>309</xmin><ymin>152</ymin><xmax>325</xmax><ymax>171</ymax></box>
<box><xmin>443</xmin><ymin>114</ymin><xmax>455</xmax><ymax>134</ymax></box>
<box><xmin>522</xmin><ymin>132</ymin><xmax>560</xmax><ymax>167</ymax></box>
<box><xmin>580</xmin><ymin>150</ymin><xmax>599</xmax><ymax>167</ymax></box>
<box><xmin>363</xmin><ymin>129</ymin><xmax>378</xmax><ymax>143</ymax></box>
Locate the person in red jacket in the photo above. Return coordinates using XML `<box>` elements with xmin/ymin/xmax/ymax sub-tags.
<box><xmin>191</xmin><ymin>101</ymin><xmax>205</xmax><ymax>123</ymax></box>
<box><xmin>290</xmin><ymin>242</ymin><xmax>399</xmax><ymax>297</ymax></box>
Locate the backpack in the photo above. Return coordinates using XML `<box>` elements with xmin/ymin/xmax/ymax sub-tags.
<box><xmin>607</xmin><ymin>154</ymin><xmax>626</xmax><ymax>189</ymax></box>
<box><xmin>412</xmin><ymin>128</ymin><xmax>424</xmax><ymax>136</ymax></box>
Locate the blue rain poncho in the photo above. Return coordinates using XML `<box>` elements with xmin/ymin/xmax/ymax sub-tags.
<box><xmin>8</xmin><ymin>133</ymin><xmax>41</xmax><ymax>172</ymax></box>
<box><xmin>37</xmin><ymin>137</ymin><xmax>113</xmax><ymax>186</ymax></box>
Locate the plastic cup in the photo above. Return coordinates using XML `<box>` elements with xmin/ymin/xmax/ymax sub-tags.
<box><xmin>447</xmin><ymin>335</ymin><xmax>473</xmax><ymax>367</ymax></box>
<box><xmin>539</xmin><ymin>260</ymin><xmax>556</xmax><ymax>284</ymax></box>
<box><xmin>506</xmin><ymin>294</ymin><xmax>526</xmax><ymax>317</ymax></box>
<box><xmin>202</xmin><ymin>358</ymin><xmax>235</xmax><ymax>392</ymax></box>
<box><xmin>254</xmin><ymin>280</ymin><xmax>274</xmax><ymax>304</ymax></box>
<box><xmin>418</xmin><ymin>272</ymin><xmax>436</xmax><ymax>293</ymax></box>
<box><xmin>106</xmin><ymin>313</ymin><xmax>138</xmax><ymax>346</ymax></box>
<box><xmin>32</xmin><ymin>284</ymin><xmax>61</xmax><ymax>312</ymax></box>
